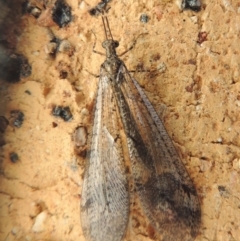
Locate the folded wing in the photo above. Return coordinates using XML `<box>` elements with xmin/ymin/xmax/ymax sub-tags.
<box><xmin>81</xmin><ymin>73</ymin><xmax>129</xmax><ymax>241</ymax></box>
<box><xmin>115</xmin><ymin>64</ymin><xmax>201</xmax><ymax>241</ymax></box>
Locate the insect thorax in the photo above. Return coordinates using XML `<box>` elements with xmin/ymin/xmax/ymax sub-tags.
<box><xmin>101</xmin><ymin>56</ymin><xmax>122</xmax><ymax>81</ymax></box>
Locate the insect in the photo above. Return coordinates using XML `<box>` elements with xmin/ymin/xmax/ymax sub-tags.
<box><xmin>81</xmin><ymin>16</ymin><xmax>201</xmax><ymax>241</ymax></box>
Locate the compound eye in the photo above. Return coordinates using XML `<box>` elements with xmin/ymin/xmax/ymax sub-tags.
<box><xmin>114</xmin><ymin>41</ymin><xmax>119</xmax><ymax>48</ymax></box>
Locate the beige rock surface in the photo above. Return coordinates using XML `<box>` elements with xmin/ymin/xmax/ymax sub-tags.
<box><xmin>0</xmin><ymin>0</ymin><xmax>240</xmax><ymax>241</ymax></box>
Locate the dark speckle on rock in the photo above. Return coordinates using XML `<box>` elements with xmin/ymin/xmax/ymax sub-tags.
<box><xmin>0</xmin><ymin>54</ymin><xmax>31</xmax><ymax>83</ymax></box>
<box><xmin>52</xmin><ymin>106</ymin><xmax>73</xmax><ymax>122</ymax></box>
<box><xmin>0</xmin><ymin>116</ymin><xmax>9</xmax><ymax>133</ymax></box>
<box><xmin>140</xmin><ymin>14</ymin><xmax>149</xmax><ymax>23</ymax></box>
<box><xmin>52</xmin><ymin>0</ymin><xmax>72</xmax><ymax>28</ymax></box>
<box><xmin>9</xmin><ymin>152</ymin><xmax>19</xmax><ymax>163</ymax></box>
<box><xmin>10</xmin><ymin>110</ymin><xmax>25</xmax><ymax>128</ymax></box>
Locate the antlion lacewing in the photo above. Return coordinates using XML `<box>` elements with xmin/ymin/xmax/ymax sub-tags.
<box><xmin>81</xmin><ymin>16</ymin><xmax>201</xmax><ymax>241</ymax></box>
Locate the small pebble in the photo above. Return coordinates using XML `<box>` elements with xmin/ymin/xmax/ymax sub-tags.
<box><xmin>58</xmin><ymin>40</ymin><xmax>72</xmax><ymax>54</ymax></box>
<box><xmin>25</xmin><ymin>90</ymin><xmax>31</xmax><ymax>95</ymax></box>
<box><xmin>60</xmin><ymin>106</ymin><xmax>73</xmax><ymax>121</ymax></box>
<box><xmin>9</xmin><ymin>152</ymin><xmax>19</xmax><ymax>163</ymax></box>
<box><xmin>73</xmin><ymin>127</ymin><xmax>87</xmax><ymax>147</ymax></box>
<box><xmin>140</xmin><ymin>14</ymin><xmax>149</xmax><ymax>23</ymax></box>
<box><xmin>217</xmin><ymin>137</ymin><xmax>222</xmax><ymax>143</ymax></box>
<box><xmin>197</xmin><ymin>31</ymin><xmax>208</xmax><ymax>44</ymax></box>
<box><xmin>218</xmin><ymin>185</ymin><xmax>230</xmax><ymax>198</ymax></box>
<box><xmin>52</xmin><ymin>106</ymin><xmax>73</xmax><ymax>121</ymax></box>
<box><xmin>31</xmin><ymin>7</ymin><xmax>41</xmax><ymax>18</ymax></box>
<box><xmin>52</xmin><ymin>122</ymin><xmax>58</xmax><ymax>128</ymax></box>
<box><xmin>29</xmin><ymin>201</ymin><xmax>46</xmax><ymax>218</ymax></box>
<box><xmin>52</xmin><ymin>0</ymin><xmax>72</xmax><ymax>28</ymax></box>
<box><xmin>45</xmin><ymin>42</ymin><xmax>58</xmax><ymax>55</ymax></box>
<box><xmin>32</xmin><ymin>211</ymin><xmax>48</xmax><ymax>233</ymax></box>
<box><xmin>181</xmin><ymin>0</ymin><xmax>201</xmax><ymax>11</ymax></box>
<box><xmin>22</xmin><ymin>0</ymin><xmax>42</xmax><ymax>18</ymax></box>
<box><xmin>52</xmin><ymin>106</ymin><xmax>62</xmax><ymax>116</ymax></box>
<box><xmin>190</xmin><ymin>16</ymin><xmax>198</xmax><ymax>24</ymax></box>
<box><xmin>10</xmin><ymin>110</ymin><xmax>24</xmax><ymax>128</ymax></box>
<box><xmin>157</xmin><ymin>62</ymin><xmax>167</xmax><ymax>73</ymax></box>
<box><xmin>79</xmin><ymin>1</ymin><xmax>86</xmax><ymax>10</ymax></box>
<box><xmin>81</xmin><ymin>108</ymin><xmax>89</xmax><ymax>116</ymax></box>
<box><xmin>11</xmin><ymin>226</ymin><xmax>20</xmax><ymax>235</ymax></box>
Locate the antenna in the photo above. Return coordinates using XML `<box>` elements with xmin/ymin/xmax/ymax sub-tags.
<box><xmin>102</xmin><ymin>16</ymin><xmax>113</xmax><ymax>40</ymax></box>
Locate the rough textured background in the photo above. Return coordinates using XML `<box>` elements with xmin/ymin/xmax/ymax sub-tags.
<box><xmin>0</xmin><ymin>0</ymin><xmax>240</xmax><ymax>240</ymax></box>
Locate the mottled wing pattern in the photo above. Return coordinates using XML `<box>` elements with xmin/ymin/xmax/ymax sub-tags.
<box><xmin>116</xmin><ymin>64</ymin><xmax>201</xmax><ymax>241</ymax></box>
<box><xmin>81</xmin><ymin>70</ymin><xmax>129</xmax><ymax>241</ymax></box>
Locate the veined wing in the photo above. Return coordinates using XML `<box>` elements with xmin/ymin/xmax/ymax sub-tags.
<box><xmin>114</xmin><ymin>64</ymin><xmax>201</xmax><ymax>241</ymax></box>
<box><xmin>81</xmin><ymin>71</ymin><xmax>129</xmax><ymax>241</ymax></box>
